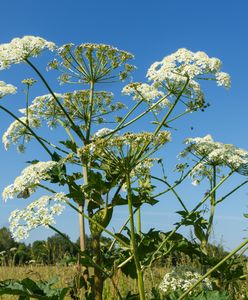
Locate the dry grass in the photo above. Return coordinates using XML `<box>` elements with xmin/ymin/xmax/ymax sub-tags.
<box><xmin>0</xmin><ymin>264</ymin><xmax>247</xmax><ymax>299</ymax></box>
<box><xmin>0</xmin><ymin>265</ymin><xmax>74</xmax><ymax>299</ymax></box>
<box><xmin>0</xmin><ymin>265</ymin><xmax>166</xmax><ymax>299</ymax></box>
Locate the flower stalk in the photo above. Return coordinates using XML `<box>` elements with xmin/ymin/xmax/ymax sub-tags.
<box><xmin>126</xmin><ymin>173</ymin><xmax>146</xmax><ymax>300</ymax></box>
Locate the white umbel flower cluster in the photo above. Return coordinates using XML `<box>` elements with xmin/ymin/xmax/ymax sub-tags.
<box><xmin>2</xmin><ymin>161</ymin><xmax>59</xmax><ymax>201</ymax></box>
<box><xmin>216</xmin><ymin>72</ymin><xmax>231</xmax><ymax>87</ymax></box>
<box><xmin>18</xmin><ymin>93</ymin><xmax>64</xmax><ymax>128</ymax></box>
<box><xmin>147</xmin><ymin>48</ymin><xmax>230</xmax><ymax>88</ymax></box>
<box><xmin>78</xmin><ymin>131</ymin><xmax>171</xmax><ymax>158</ymax></box>
<box><xmin>9</xmin><ymin>193</ymin><xmax>68</xmax><ymax>241</ymax></box>
<box><xmin>49</xmin><ymin>42</ymin><xmax>135</xmax><ymax>83</ymax></box>
<box><xmin>0</xmin><ymin>36</ymin><xmax>56</xmax><ymax>69</ymax></box>
<box><xmin>180</xmin><ymin>135</ymin><xmax>248</xmax><ymax>182</ymax></box>
<box><xmin>18</xmin><ymin>90</ymin><xmax>122</xmax><ymax>128</ymax></box>
<box><xmin>183</xmin><ymin>135</ymin><xmax>248</xmax><ymax>169</ymax></box>
<box><xmin>159</xmin><ymin>269</ymin><xmax>212</xmax><ymax>294</ymax></box>
<box><xmin>2</xmin><ymin>116</ymin><xmax>41</xmax><ymax>150</ymax></box>
<box><xmin>0</xmin><ymin>81</ymin><xmax>17</xmax><ymax>99</ymax></box>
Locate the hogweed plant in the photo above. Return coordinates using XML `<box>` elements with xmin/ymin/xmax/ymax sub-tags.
<box><xmin>0</xmin><ymin>36</ymin><xmax>247</xmax><ymax>299</ymax></box>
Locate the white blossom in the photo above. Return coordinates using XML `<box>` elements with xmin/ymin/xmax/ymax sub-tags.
<box><xmin>147</xmin><ymin>48</ymin><xmax>226</xmax><ymax>83</ymax></box>
<box><xmin>216</xmin><ymin>72</ymin><xmax>231</xmax><ymax>88</ymax></box>
<box><xmin>2</xmin><ymin>161</ymin><xmax>59</xmax><ymax>201</ymax></box>
<box><xmin>159</xmin><ymin>269</ymin><xmax>212</xmax><ymax>294</ymax></box>
<box><xmin>0</xmin><ymin>81</ymin><xmax>17</xmax><ymax>99</ymax></box>
<box><xmin>0</xmin><ymin>36</ymin><xmax>56</xmax><ymax>69</ymax></box>
<box><xmin>122</xmin><ymin>82</ymin><xmax>165</xmax><ymax>101</ymax></box>
<box><xmin>2</xmin><ymin>116</ymin><xmax>41</xmax><ymax>150</ymax></box>
<box><xmin>146</xmin><ymin>49</ymin><xmax>230</xmax><ymax>106</ymax></box>
<box><xmin>93</xmin><ymin>128</ymin><xmax>114</xmax><ymax>138</ymax></box>
<box><xmin>9</xmin><ymin>193</ymin><xmax>67</xmax><ymax>241</ymax></box>
<box><xmin>180</xmin><ymin>135</ymin><xmax>248</xmax><ymax>181</ymax></box>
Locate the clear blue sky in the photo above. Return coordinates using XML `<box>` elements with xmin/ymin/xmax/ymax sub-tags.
<box><xmin>0</xmin><ymin>0</ymin><xmax>248</xmax><ymax>250</ymax></box>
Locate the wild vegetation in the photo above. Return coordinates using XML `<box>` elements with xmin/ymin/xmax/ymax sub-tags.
<box><xmin>0</xmin><ymin>36</ymin><xmax>247</xmax><ymax>299</ymax></box>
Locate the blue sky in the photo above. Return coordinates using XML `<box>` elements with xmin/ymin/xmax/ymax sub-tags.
<box><xmin>0</xmin><ymin>0</ymin><xmax>248</xmax><ymax>250</ymax></box>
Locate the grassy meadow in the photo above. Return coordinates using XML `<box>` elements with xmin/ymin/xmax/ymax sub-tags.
<box><xmin>0</xmin><ymin>262</ymin><xmax>247</xmax><ymax>299</ymax></box>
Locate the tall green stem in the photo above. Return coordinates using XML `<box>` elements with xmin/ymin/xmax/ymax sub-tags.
<box><xmin>86</xmin><ymin>81</ymin><xmax>95</xmax><ymax>141</ymax></box>
<box><xmin>178</xmin><ymin>238</ymin><xmax>248</xmax><ymax>300</ymax></box>
<box><xmin>48</xmin><ymin>225</ymin><xmax>123</xmax><ymax>299</ymax></box>
<box><xmin>66</xmin><ymin>200</ymin><xmax>129</xmax><ymax>247</ymax></box>
<box><xmin>206</xmin><ymin>166</ymin><xmax>216</xmax><ymax>243</ymax></box>
<box><xmin>25</xmin><ymin>84</ymin><xmax>30</xmax><ymax>124</ymax></box>
<box><xmin>78</xmin><ymin>81</ymin><xmax>95</xmax><ymax>253</ymax></box>
<box><xmin>137</xmin><ymin>207</ymin><xmax>141</xmax><ymax>236</ymax></box>
<box><xmin>126</xmin><ymin>173</ymin><xmax>146</xmax><ymax>300</ymax></box>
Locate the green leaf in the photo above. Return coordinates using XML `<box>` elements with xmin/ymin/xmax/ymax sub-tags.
<box><xmin>0</xmin><ymin>277</ymin><xmax>69</xmax><ymax>299</ymax></box>
<box><xmin>59</xmin><ymin>140</ymin><xmax>77</xmax><ymax>153</ymax></box>
<box><xmin>90</xmin><ymin>206</ymin><xmax>113</xmax><ymax>235</ymax></box>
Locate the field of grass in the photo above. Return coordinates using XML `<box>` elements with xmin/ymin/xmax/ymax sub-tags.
<box><xmin>0</xmin><ymin>263</ymin><xmax>247</xmax><ymax>299</ymax></box>
<box><xmin>0</xmin><ymin>265</ymin><xmax>166</xmax><ymax>299</ymax></box>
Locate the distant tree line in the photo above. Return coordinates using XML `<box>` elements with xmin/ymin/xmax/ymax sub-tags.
<box><xmin>0</xmin><ymin>226</ymin><xmax>236</xmax><ymax>270</ymax></box>
<box><xmin>0</xmin><ymin>227</ymin><xmax>111</xmax><ymax>265</ymax></box>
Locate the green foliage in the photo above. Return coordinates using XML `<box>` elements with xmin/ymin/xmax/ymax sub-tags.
<box><xmin>0</xmin><ymin>227</ymin><xmax>18</xmax><ymax>252</ymax></box>
<box><xmin>164</xmin><ymin>291</ymin><xmax>231</xmax><ymax>300</ymax></box>
<box><xmin>0</xmin><ymin>277</ymin><xmax>69</xmax><ymax>299</ymax></box>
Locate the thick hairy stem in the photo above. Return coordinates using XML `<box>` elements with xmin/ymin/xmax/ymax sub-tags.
<box><xmin>126</xmin><ymin>173</ymin><xmax>146</xmax><ymax>300</ymax></box>
<box><xmin>78</xmin><ymin>164</ymin><xmax>89</xmax><ymax>292</ymax></box>
<box><xmin>78</xmin><ymin>204</ymin><xmax>86</xmax><ymax>252</ymax></box>
<box><xmin>77</xmin><ymin>81</ymin><xmax>95</xmax><ymax>288</ymax></box>
<box><xmin>86</xmin><ymin>81</ymin><xmax>95</xmax><ymax>141</ymax></box>
<box><xmin>205</xmin><ymin>166</ymin><xmax>217</xmax><ymax>251</ymax></box>
<box><xmin>108</xmin><ymin>208</ymin><xmax>138</xmax><ymax>252</ymax></box>
<box><xmin>87</xmin><ymin>81</ymin><xmax>105</xmax><ymax>298</ymax></box>
<box><xmin>137</xmin><ymin>207</ymin><xmax>141</xmax><ymax>237</ymax></box>
<box><xmin>92</xmin><ymin>234</ymin><xmax>103</xmax><ymax>300</ymax></box>
<box><xmin>66</xmin><ymin>200</ymin><xmax>129</xmax><ymax>247</ymax></box>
